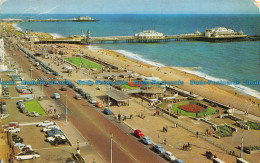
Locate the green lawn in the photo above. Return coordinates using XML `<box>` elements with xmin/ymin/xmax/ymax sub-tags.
<box><xmin>25</xmin><ymin>101</ymin><xmax>46</xmax><ymax>116</ymax></box>
<box><xmin>214</xmin><ymin>125</ymin><xmax>234</xmax><ymax>137</ymax></box>
<box><xmin>246</xmin><ymin>121</ymin><xmax>260</xmax><ymax>130</ymax></box>
<box><xmin>65</xmin><ymin>57</ymin><xmax>101</xmax><ymax>70</ymax></box>
<box><xmin>171</xmin><ymin>103</ymin><xmax>216</xmax><ymax>117</ymax></box>
<box><xmin>122</xmin><ymin>84</ymin><xmax>139</xmax><ymax>90</ymax></box>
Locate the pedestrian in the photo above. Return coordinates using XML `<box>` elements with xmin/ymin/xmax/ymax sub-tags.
<box><xmin>123</xmin><ymin>115</ymin><xmax>126</xmax><ymax>121</ymax></box>
<box><xmin>164</xmin><ymin>138</ymin><xmax>167</xmax><ymax>145</ymax></box>
<box><xmin>130</xmin><ymin>114</ymin><xmax>133</xmax><ymax>119</ymax></box>
<box><xmin>54</xmin><ymin>109</ymin><xmax>56</xmax><ymax>114</ymax></box>
<box><xmin>204</xmin><ymin>114</ymin><xmax>206</xmax><ymax>118</ymax></box>
<box><xmin>163</xmin><ymin>127</ymin><xmax>165</xmax><ymax>132</ymax></box>
<box><xmin>196</xmin><ymin>131</ymin><xmax>199</xmax><ymax>138</ymax></box>
<box><xmin>196</xmin><ymin>112</ymin><xmax>198</xmax><ymax>118</ymax></box>
<box><xmin>165</xmin><ymin>128</ymin><xmax>168</xmax><ymax>133</ymax></box>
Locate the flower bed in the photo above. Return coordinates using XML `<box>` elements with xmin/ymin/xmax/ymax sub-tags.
<box><xmin>127</xmin><ymin>82</ymin><xmax>142</xmax><ymax>87</ymax></box>
<box><xmin>178</xmin><ymin>104</ymin><xmax>206</xmax><ymax>113</ymax></box>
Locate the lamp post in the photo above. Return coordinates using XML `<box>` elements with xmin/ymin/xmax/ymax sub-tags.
<box><xmin>65</xmin><ymin>94</ymin><xmax>68</xmax><ymax>123</ymax></box>
<box><xmin>110</xmin><ymin>133</ymin><xmax>113</xmax><ymax>163</ymax></box>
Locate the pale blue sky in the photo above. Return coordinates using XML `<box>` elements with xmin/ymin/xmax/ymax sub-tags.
<box><xmin>1</xmin><ymin>0</ymin><xmax>259</xmax><ymax>14</ymax></box>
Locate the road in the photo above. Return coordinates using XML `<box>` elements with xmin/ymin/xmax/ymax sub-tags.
<box><xmin>10</xmin><ymin>46</ymin><xmax>165</xmax><ymax>163</ymax></box>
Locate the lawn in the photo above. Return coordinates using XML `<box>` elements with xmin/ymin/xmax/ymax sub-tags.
<box><xmin>65</xmin><ymin>57</ymin><xmax>101</xmax><ymax>70</ymax></box>
<box><xmin>25</xmin><ymin>100</ymin><xmax>46</xmax><ymax>116</ymax></box>
<box><xmin>214</xmin><ymin>125</ymin><xmax>234</xmax><ymax>137</ymax></box>
<box><xmin>171</xmin><ymin>103</ymin><xmax>216</xmax><ymax>117</ymax></box>
<box><xmin>246</xmin><ymin>121</ymin><xmax>260</xmax><ymax>130</ymax></box>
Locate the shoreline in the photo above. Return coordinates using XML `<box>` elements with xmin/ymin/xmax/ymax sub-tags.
<box><xmin>81</xmin><ymin>46</ymin><xmax>260</xmax><ymax>116</ymax></box>
<box><xmin>88</xmin><ymin>45</ymin><xmax>260</xmax><ymax>99</ymax></box>
<box><xmin>5</xmin><ymin>22</ymin><xmax>260</xmax><ymax>116</ymax></box>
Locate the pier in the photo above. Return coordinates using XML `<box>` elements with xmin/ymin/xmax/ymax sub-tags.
<box><xmin>0</xmin><ymin>16</ymin><xmax>98</xmax><ymax>22</ymax></box>
<box><xmin>30</xmin><ymin>28</ymin><xmax>260</xmax><ymax>45</ymax></box>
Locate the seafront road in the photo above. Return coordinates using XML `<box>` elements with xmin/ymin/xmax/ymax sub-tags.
<box><xmin>11</xmin><ymin>48</ymin><xmax>165</xmax><ymax>162</ymax></box>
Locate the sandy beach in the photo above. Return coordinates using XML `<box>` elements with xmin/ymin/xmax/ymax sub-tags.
<box><xmin>78</xmin><ymin>46</ymin><xmax>260</xmax><ymax>117</ymax></box>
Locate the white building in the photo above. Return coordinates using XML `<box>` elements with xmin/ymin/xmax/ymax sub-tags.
<box><xmin>204</xmin><ymin>27</ymin><xmax>242</xmax><ymax>38</ymax></box>
<box><xmin>134</xmin><ymin>30</ymin><xmax>164</xmax><ymax>39</ymax></box>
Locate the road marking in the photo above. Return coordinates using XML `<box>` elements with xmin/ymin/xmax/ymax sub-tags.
<box><xmin>33</xmin><ymin>146</ymin><xmax>69</xmax><ymax>151</ymax></box>
<box><xmin>19</xmin><ymin>122</ymin><xmax>41</xmax><ymax>126</ymax></box>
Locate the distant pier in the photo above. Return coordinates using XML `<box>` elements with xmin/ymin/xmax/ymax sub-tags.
<box><xmin>0</xmin><ymin>16</ymin><xmax>99</xmax><ymax>22</ymax></box>
<box><xmin>29</xmin><ymin>28</ymin><xmax>260</xmax><ymax>45</ymax></box>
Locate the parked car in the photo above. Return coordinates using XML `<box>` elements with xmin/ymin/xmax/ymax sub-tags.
<box><xmin>104</xmin><ymin>108</ymin><xmax>112</xmax><ymax>115</ymax></box>
<box><xmin>85</xmin><ymin>93</ymin><xmax>92</xmax><ymax>99</ymax></box>
<box><xmin>24</xmin><ymin>97</ymin><xmax>34</xmax><ymax>101</ymax></box>
<box><xmin>42</xmin><ymin>125</ymin><xmax>60</xmax><ymax>132</ymax></box>
<box><xmin>4</xmin><ymin>127</ymin><xmax>20</xmax><ymax>133</ymax></box>
<box><xmin>173</xmin><ymin>159</ymin><xmax>184</xmax><ymax>163</ymax></box>
<box><xmin>152</xmin><ymin>145</ymin><xmax>166</xmax><ymax>154</ymax></box>
<box><xmin>1</xmin><ymin>114</ymin><xmax>9</xmax><ymax>120</ymax></box>
<box><xmin>17</xmin><ymin>100</ymin><xmax>24</xmax><ymax>106</ymax></box>
<box><xmin>46</xmin><ymin>135</ymin><xmax>66</xmax><ymax>142</ymax></box>
<box><xmin>61</xmin><ymin>86</ymin><xmax>67</xmax><ymax>91</ymax></box>
<box><xmin>134</xmin><ymin>129</ymin><xmax>144</xmax><ymax>138</ymax></box>
<box><xmin>27</xmin><ymin>111</ymin><xmax>39</xmax><ymax>117</ymax></box>
<box><xmin>15</xmin><ymin>151</ymin><xmax>40</xmax><ymax>161</ymax></box>
<box><xmin>75</xmin><ymin>94</ymin><xmax>82</xmax><ymax>100</ymax></box>
<box><xmin>162</xmin><ymin>151</ymin><xmax>176</xmax><ymax>161</ymax></box>
<box><xmin>14</xmin><ymin>143</ymin><xmax>25</xmax><ymax>149</ymax></box>
<box><xmin>95</xmin><ymin>102</ymin><xmax>103</xmax><ymax>108</ymax></box>
<box><xmin>46</xmin><ymin>128</ymin><xmax>64</xmax><ymax>137</ymax></box>
<box><xmin>37</xmin><ymin>121</ymin><xmax>54</xmax><ymax>127</ymax></box>
<box><xmin>140</xmin><ymin>136</ymin><xmax>153</xmax><ymax>145</ymax></box>
<box><xmin>89</xmin><ymin>98</ymin><xmax>97</xmax><ymax>104</ymax></box>
<box><xmin>20</xmin><ymin>107</ymin><xmax>28</xmax><ymax>113</ymax></box>
<box><xmin>50</xmin><ymin>137</ymin><xmax>67</xmax><ymax>145</ymax></box>
<box><xmin>37</xmin><ymin>66</ymin><xmax>41</xmax><ymax>70</ymax></box>
<box><xmin>53</xmin><ymin>93</ymin><xmax>60</xmax><ymax>99</ymax></box>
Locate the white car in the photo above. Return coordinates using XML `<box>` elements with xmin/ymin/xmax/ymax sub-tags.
<box><xmin>4</xmin><ymin>127</ymin><xmax>20</xmax><ymax>133</ymax></box>
<box><xmin>37</xmin><ymin>121</ymin><xmax>54</xmax><ymax>127</ymax></box>
<box><xmin>46</xmin><ymin>135</ymin><xmax>66</xmax><ymax>142</ymax></box>
<box><xmin>89</xmin><ymin>98</ymin><xmax>97</xmax><ymax>104</ymax></box>
<box><xmin>15</xmin><ymin>151</ymin><xmax>40</xmax><ymax>161</ymax></box>
<box><xmin>42</xmin><ymin>125</ymin><xmax>60</xmax><ymax>132</ymax></box>
<box><xmin>1</xmin><ymin>114</ymin><xmax>9</xmax><ymax>120</ymax></box>
<box><xmin>14</xmin><ymin>143</ymin><xmax>25</xmax><ymax>149</ymax></box>
<box><xmin>27</xmin><ymin>111</ymin><xmax>39</xmax><ymax>117</ymax></box>
<box><xmin>162</xmin><ymin>151</ymin><xmax>176</xmax><ymax>161</ymax></box>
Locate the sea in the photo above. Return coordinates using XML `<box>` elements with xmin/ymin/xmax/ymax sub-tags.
<box><xmin>1</xmin><ymin>14</ymin><xmax>260</xmax><ymax>99</ymax></box>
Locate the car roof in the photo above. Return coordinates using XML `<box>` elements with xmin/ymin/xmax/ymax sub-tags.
<box><xmin>166</xmin><ymin>151</ymin><xmax>172</xmax><ymax>155</ymax></box>
<box><xmin>135</xmin><ymin>129</ymin><xmax>141</xmax><ymax>132</ymax></box>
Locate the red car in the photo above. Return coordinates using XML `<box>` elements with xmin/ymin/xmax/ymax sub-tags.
<box><xmin>134</xmin><ymin>129</ymin><xmax>144</xmax><ymax>138</ymax></box>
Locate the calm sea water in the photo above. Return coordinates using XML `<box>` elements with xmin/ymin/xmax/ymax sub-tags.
<box><xmin>2</xmin><ymin>14</ymin><xmax>259</xmax><ymax>98</ymax></box>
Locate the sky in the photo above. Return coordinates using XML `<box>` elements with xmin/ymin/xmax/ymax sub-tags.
<box><xmin>1</xmin><ymin>0</ymin><xmax>259</xmax><ymax>14</ymax></box>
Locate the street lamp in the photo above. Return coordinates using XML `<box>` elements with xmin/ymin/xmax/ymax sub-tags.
<box><xmin>65</xmin><ymin>94</ymin><xmax>68</xmax><ymax>123</ymax></box>
<box><xmin>110</xmin><ymin>133</ymin><xmax>113</xmax><ymax>163</ymax></box>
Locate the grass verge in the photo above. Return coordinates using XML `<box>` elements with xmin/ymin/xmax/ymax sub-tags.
<box><xmin>25</xmin><ymin>100</ymin><xmax>46</xmax><ymax>116</ymax></box>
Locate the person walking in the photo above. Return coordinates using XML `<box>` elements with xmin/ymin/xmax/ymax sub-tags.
<box><xmin>164</xmin><ymin>138</ymin><xmax>167</xmax><ymax>145</ymax></box>
<box><xmin>196</xmin><ymin>131</ymin><xmax>199</xmax><ymax>138</ymax></box>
